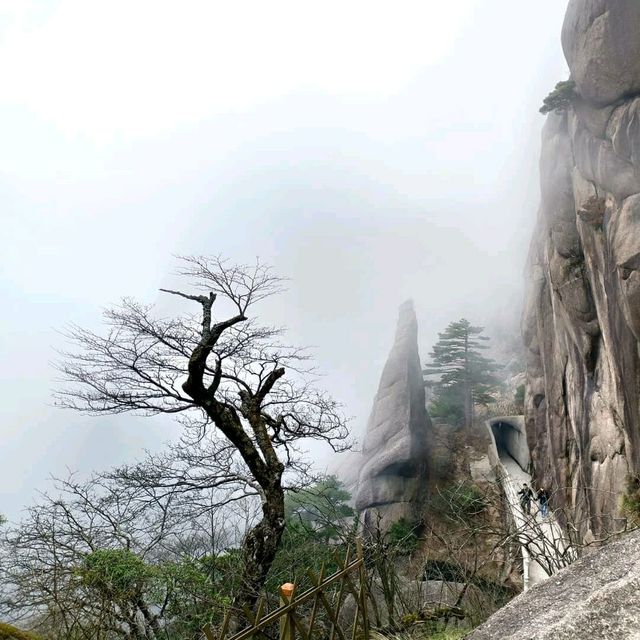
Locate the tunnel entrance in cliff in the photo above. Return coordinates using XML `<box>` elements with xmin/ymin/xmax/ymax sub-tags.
<box><xmin>487</xmin><ymin>416</ymin><xmax>530</xmax><ymax>473</ymax></box>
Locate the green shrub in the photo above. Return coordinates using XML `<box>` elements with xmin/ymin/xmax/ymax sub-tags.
<box><xmin>79</xmin><ymin>548</ymin><xmax>151</xmax><ymax>598</ymax></box>
<box><xmin>388</xmin><ymin>518</ymin><xmax>419</xmax><ymax>555</ymax></box>
<box><xmin>284</xmin><ymin>475</ymin><xmax>354</xmax><ymax>541</ymax></box>
<box><xmin>514</xmin><ymin>384</ymin><xmax>525</xmax><ymax>411</ymax></box>
<box><xmin>0</xmin><ymin>623</ymin><xmax>42</xmax><ymax>640</ymax></box>
<box><xmin>429</xmin><ymin>387</ymin><xmax>464</xmax><ymax>428</ymax></box>
<box><xmin>622</xmin><ymin>475</ymin><xmax>640</xmax><ymax>524</ymax></box>
<box><xmin>540</xmin><ymin>80</ymin><xmax>577</xmax><ymax>115</ymax></box>
<box><xmin>436</xmin><ymin>483</ymin><xmax>486</xmax><ymax>519</ymax></box>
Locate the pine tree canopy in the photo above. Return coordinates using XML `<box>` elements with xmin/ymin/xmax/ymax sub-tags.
<box><xmin>424</xmin><ymin>318</ymin><xmax>500</xmax><ymax>426</ymax></box>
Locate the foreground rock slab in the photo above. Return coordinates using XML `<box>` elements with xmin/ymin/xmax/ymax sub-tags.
<box><xmin>467</xmin><ymin>530</ymin><xmax>640</xmax><ymax>639</ymax></box>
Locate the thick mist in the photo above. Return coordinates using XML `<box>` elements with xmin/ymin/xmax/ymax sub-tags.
<box><xmin>0</xmin><ymin>1</ymin><xmax>569</xmax><ymax>520</ymax></box>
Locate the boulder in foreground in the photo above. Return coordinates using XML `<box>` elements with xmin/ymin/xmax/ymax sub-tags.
<box><xmin>467</xmin><ymin>530</ymin><xmax>640</xmax><ymax>639</ymax></box>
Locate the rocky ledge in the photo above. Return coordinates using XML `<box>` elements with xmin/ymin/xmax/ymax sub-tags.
<box><xmin>468</xmin><ymin>530</ymin><xmax>640</xmax><ymax>639</ymax></box>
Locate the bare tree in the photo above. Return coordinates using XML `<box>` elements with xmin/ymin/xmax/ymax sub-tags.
<box><xmin>0</xmin><ymin>473</ymin><xmax>247</xmax><ymax>639</ymax></box>
<box><xmin>54</xmin><ymin>256</ymin><xmax>350</xmax><ymax>611</ymax></box>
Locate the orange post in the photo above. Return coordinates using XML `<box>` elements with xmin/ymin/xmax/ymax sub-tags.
<box><xmin>281</xmin><ymin>583</ymin><xmax>295</xmax><ymax>599</ymax></box>
<box><xmin>279</xmin><ymin>583</ymin><xmax>295</xmax><ymax>640</ymax></box>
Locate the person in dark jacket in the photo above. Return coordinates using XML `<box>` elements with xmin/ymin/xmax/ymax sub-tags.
<box><xmin>517</xmin><ymin>483</ymin><xmax>533</xmax><ymax>515</ymax></box>
<box><xmin>538</xmin><ymin>487</ymin><xmax>550</xmax><ymax>518</ymax></box>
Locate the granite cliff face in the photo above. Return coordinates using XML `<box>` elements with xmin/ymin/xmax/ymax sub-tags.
<box><xmin>355</xmin><ymin>300</ymin><xmax>431</xmax><ymax>533</ymax></box>
<box><xmin>524</xmin><ymin>0</ymin><xmax>640</xmax><ymax>538</ymax></box>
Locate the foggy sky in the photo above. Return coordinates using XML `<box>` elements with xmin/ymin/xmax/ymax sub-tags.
<box><xmin>1</xmin><ymin>1</ymin><xmax>569</xmax><ymax>521</ymax></box>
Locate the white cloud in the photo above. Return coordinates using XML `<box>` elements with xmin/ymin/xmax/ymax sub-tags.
<box><xmin>0</xmin><ymin>0</ymin><xmax>474</xmax><ymax>139</ymax></box>
<box><xmin>0</xmin><ymin>0</ymin><xmax>571</xmax><ymax>519</ymax></box>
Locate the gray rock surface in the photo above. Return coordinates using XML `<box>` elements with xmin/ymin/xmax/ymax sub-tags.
<box><xmin>355</xmin><ymin>300</ymin><xmax>431</xmax><ymax>533</ymax></box>
<box><xmin>524</xmin><ymin>0</ymin><xmax>640</xmax><ymax>540</ymax></box>
<box><xmin>467</xmin><ymin>530</ymin><xmax>640</xmax><ymax>639</ymax></box>
<box><xmin>562</xmin><ymin>0</ymin><xmax>640</xmax><ymax>105</ymax></box>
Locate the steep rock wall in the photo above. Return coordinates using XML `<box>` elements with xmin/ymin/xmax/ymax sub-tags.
<box><xmin>355</xmin><ymin>300</ymin><xmax>432</xmax><ymax>533</ymax></box>
<box><xmin>524</xmin><ymin>0</ymin><xmax>640</xmax><ymax>538</ymax></box>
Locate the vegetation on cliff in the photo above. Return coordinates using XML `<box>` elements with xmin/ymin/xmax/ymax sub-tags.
<box><xmin>539</xmin><ymin>80</ymin><xmax>576</xmax><ymax>114</ymax></box>
<box><xmin>424</xmin><ymin>319</ymin><xmax>500</xmax><ymax>429</ymax></box>
<box><xmin>621</xmin><ymin>475</ymin><xmax>640</xmax><ymax>526</ymax></box>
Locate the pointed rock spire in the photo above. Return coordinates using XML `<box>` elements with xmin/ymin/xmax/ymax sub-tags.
<box><xmin>355</xmin><ymin>300</ymin><xmax>432</xmax><ymax>534</ymax></box>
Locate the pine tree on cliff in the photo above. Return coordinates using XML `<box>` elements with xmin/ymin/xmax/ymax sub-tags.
<box><xmin>423</xmin><ymin>319</ymin><xmax>499</xmax><ymax>429</ymax></box>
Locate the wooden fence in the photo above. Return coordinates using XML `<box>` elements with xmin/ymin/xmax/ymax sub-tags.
<box><xmin>203</xmin><ymin>540</ymin><xmax>370</xmax><ymax>640</ymax></box>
